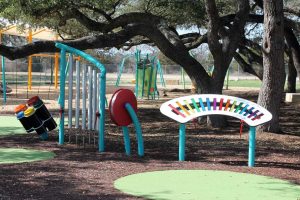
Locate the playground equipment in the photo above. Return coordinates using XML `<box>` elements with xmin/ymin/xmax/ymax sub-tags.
<box><xmin>160</xmin><ymin>94</ymin><xmax>272</xmax><ymax>167</ymax></box>
<box><xmin>14</xmin><ymin>96</ymin><xmax>57</xmax><ymax>140</ymax></box>
<box><xmin>15</xmin><ymin>105</ymin><xmax>48</xmax><ymax>140</ymax></box>
<box><xmin>27</xmin><ymin>96</ymin><xmax>57</xmax><ymax>131</ymax></box>
<box><xmin>55</xmin><ymin>43</ymin><xmax>107</xmax><ymax>152</ymax></box>
<box><xmin>115</xmin><ymin>49</ymin><xmax>165</xmax><ymax>99</ymax></box>
<box><xmin>109</xmin><ymin>89</ymin><xmax>144</xmax><ymax>156</ymax></box>
<box><xmin>0</xmin><ymin>25</ymin><xmax>61</xmax><ymax>90</ymax></box>
<box><xmin>15</xmin><ymin>104</ymin><xmax>34</xmax><ymax>133</ymax></box>
<box><xmin>58</xmin><ymin>53</ymin><xmax>107</xmax><ymax>146</ymax></box>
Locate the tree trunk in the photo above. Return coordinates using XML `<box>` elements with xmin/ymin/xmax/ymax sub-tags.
<box><xmin>258</xmin><ymin>0</ymin><xmax>285</xmax><ymax>133</ymax></box>
<box><xmin>206</xmin><ymin>57</ymin><xmax>229</xmax><ymax>128</ymax></box>
<box><xmin>287</xmin><ymin>53</ymin><xmax>297</xmax><ymax>93</ymax></box>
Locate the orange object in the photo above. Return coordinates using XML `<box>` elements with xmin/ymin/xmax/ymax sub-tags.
<box><xmin>224</xmin><ymin>99</ymin><xmax>231</xmax><ymax>111</ymax></box>
<box><xmin>14</xmin><ymin>104</ymin><xmax>28</xmax><ymax>114</ymax></box>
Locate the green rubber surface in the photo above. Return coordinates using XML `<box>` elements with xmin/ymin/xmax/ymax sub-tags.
<box><xmin>0</xmin><ymin>148</ymin><xmax>55</xmax><ymax>164</ymax></box>
<box><xmin>114</xmin><ymin>170</ymin><xmax>300</xmax><ymax>200</ymax></box>
<box><xmin>0</xmin><ymin>116</ymin><xmax>27</xmax><ymax>136</ymax></box>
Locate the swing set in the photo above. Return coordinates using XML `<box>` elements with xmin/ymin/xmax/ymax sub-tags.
<box><xmin>0</xmin><ymin>26</ymin><xmax>61</xmax><ymax>97</ymax></box>
<box><xmin>0</xmin><ymin>25</ymin><xmax>80</xmax><ymax>106</ymax></box>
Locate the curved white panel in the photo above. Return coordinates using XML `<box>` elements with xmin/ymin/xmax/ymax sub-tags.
<box><xmin>160</xmin><ymin>94</ymin><xmax>272</xmax><ymax>126</ymax></box>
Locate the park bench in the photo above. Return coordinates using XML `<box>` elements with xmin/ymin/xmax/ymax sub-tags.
<box><xmin>160</xmin><ymin>94</ymin><xmax>272</xmax><ymax>167</ymax></box>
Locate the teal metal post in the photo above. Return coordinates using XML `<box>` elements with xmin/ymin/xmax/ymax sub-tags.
<box><xmin>157</xmin><ymin>60</ymin><xmax>166</xmax><ymax>87</ymax></box>
<box><xmin>179</xmin><ymin>123</ymin><xmax>186</xmax><ymax>161</ymax></box>
<box><xmin>122</xmin><ymin>126</ymin><xmax>131</xmax><ymax>155</ymax></box>
<box><xmin>58</xmin><ymin>49</ymin><xmax>66</xmax><ymax>145</ymax></box>
<box><xmin>99</xmin><ymin>74</ymin><xmax>106</xmax><ymax>152</ymax></box>
<box><xmin>115</xmin><ymin>57</ymin><xmax>126</xmax><ymax>86</ymax></box>
<box><xmin>125</xmin><ymin>103</ymin><xmax>144</xmax><ymax>157</ymax></box>
<box><xmin>248</xmin><ymin>126</ymin><xmax>256</xmax><ymax>167</ymax></box>
<box><xmin>134</xmin><ymin>51</ymin><xmax>139</xmax><ymax>96</ymax></box>
<box><xmin>153</xmin><ymin>66</ymin><xmax>158</xmax><ymax>100</ymax></box>
<box><xmin>147</xmin><ymin>58</ymin><xmax>154</xmax><ymax>100</ymax></box>
<box><xmin>57</xmin><ymin>56</ymin><xmax>70</xmax><ymax>103</ymax></box>
<box><xmin>1</xmin><ymin>56</ymin><xmax>6</xmax><ymax>103</ymax></box>
<box><xmin>141</xmin><ymin>59</ymin><xmax>146</xmax><ymax>98</ymax></box>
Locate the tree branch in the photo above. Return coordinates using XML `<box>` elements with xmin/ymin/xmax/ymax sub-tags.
<box><xmin>226</xmin><ymin>0</ymin><xmax>249</xmax><ymax>55</ymax></box>
<box><xmin>234</xmin><ymin>53</ymin><xmax>263</xmax><ymax>80</ymax></box>
<box><xmin>205</xmin><ymin>0</ymin><xmax>222</xmax><ymax>54</ymax></box>
<box><xmin>72</xmin><ymin>3</ymin><xmax>112</xmax><ymax>21</ymax></box>
<box><xmin>242</xmin><ymin>38</ymin><xmax>262</xmax><ymax>54</ymax></box>
<box><xmin>123</xmin><ymin>38</ymin><xmax>154</xmax><ymax>50</ymax></box>
<box><xmin>72</xmin><ymin>12</ymin><xmax>162</xmax><ymax>33</ymax></box>
<box><xmin>70</xmin><ymin>9</ymin><xmax>106</xmax><ymax>31</ymax></box>
<box><xmin>184</xmin><ymin>34</ymin><xmax>208</xmax><ymax>50</ymax></box>
<box><xmin>283</xmin><ymin>7</ymin><xmax>300</xmax><ymax>17</ymax></box>
<box><xmin>0</xmin><ymin>28</ymin><xmax>136</xmax><ymax>60</ymax></box>
<box><xmin>239</xmin><ymin>45</ymin><xmax>263</xmax><ymax>65</ymax></box>
<box><xmin>108</xmin><ymin>0</ymin><xmax>122</xmax><ymax>16</ymax></box>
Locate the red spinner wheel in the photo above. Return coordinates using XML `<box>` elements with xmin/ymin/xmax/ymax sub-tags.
<box><xmin>109</xmin><ymin>89</ymin><xmax>137</xmax><ymax>126</ymax></box>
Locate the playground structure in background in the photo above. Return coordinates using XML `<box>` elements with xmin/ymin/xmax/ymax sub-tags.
<box><xmin>0</xmin><ymin>25</ymin><xmax>63</xmax><ymax>95</ymax></box>
<box><xmin>115</xmin><ymin>49</ymin><xmax>165</xmax><ymax>99</ymax></box>
<box><xmin>160</xmin><ymin>94</ymin><xmax>272</xmax><ymax>167</ymax></box>
<box><xmin>109</xmin><ymin>89</ymin><xmax>144</xmax><ymax>156</ymax></box>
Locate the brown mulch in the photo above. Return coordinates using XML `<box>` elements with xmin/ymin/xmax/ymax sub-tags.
<box><xmin>0</xmin><ymin>89</ymin><xmax>300</xmax><ymax>200</ymax></box>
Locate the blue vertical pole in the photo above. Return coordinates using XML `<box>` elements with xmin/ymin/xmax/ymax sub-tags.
<box><xmin>122</xmin><ymin>126</ymin><xmax>131</xmax><ymax>155</ymax></box>
<box><xmin>141</xmin><ymin>59</ymin><xmax>146</xmax><ymax>98</ymax></box>
<box><xmin>134</xmin><ymin>50</ymin><xmax>139</xmax><ymax>96</ymax></box>
<box><xmin>59</xmin><ymin>49</ymin><xmax>66</xmax><ymax>145</ymax></box>
<box><xmin>157</xmin><ymin>60</ymin><xmax>165</xmax><ymax>87</ymax></box>
<box><xmin>147</xmin><ymin>58</ymin><xmax>154</xmax><ymax>100</ymax></box>
<box><xmin>248</xmin><ymin>126</ymin><xmax>256</xmax><ymax>167</ymax></box>
<box><xmin>115</xmin><ymin>57</ymin><xmax>126</xmax><ymax>86</ymax></box>
<box><xmin>57</xmin><ymin>56</ymin><xmax>70</xmax><ymax>104</ymax></box>
<box><xmin>1</xmin><ymin>56</ymin><xmax>6</xmax><ymax>103</ymax></box>
<box><xmin>98</xmin><ymin>74</ymin><xmax>106</xmax><ymax>152</ymax></box>
<box><xmin>125</xmin><ymin>103</ymin><xmax>144</xmax><ymax>157</ymax></box>
<box><xmin>179</xmin><ymin>123</ymin><xmax>186</xmax><ymax>161</ymax></box>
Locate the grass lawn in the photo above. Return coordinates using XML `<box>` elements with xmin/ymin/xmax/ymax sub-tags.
<box><xmin>225</xmin><ymin>79</ymin><xmax>300</xmax><ymax>91</ymax></box>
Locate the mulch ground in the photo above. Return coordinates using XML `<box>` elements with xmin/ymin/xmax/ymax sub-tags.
<box><xmin>0</xmin><ymin>89</ymin><xmax>300</xmax><ymax>200</ymax></box>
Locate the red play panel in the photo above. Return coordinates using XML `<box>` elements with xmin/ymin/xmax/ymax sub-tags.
<box><xmin>109</xmin><ymin>89</ymin><xmax>137</xmax><ymax>126</ymax></box>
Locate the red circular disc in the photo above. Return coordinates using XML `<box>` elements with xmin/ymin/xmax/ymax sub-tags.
<box><xmin>109</xmin><ymin>89</ymin><xmax>137</xmax><ymax>126</ymax></box>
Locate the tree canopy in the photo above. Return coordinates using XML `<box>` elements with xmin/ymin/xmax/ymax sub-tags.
<box><xmin>0</xmin><ymin>0</ymin><xmax>299</xmax><ymax>130</ymax></box>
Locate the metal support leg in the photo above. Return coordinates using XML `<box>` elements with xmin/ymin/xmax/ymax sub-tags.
<box><xmin>122</xmin><ymin>126</ymin><xmax>131</xmax><ymax>155</ymax></box>
<box><xmin>58</xmin><ymin>49</ymin><xmax>66</xmax><ymax>145</ymax></box>
<box><xmin>179</xmin><ymin>123</ymin><xmax>186</xmax><ymax>161</ymax></box>
<box><xmin>125</xmin><ymin>103</ymin><xmax>144</xmax><ymax>157</ymax></box>
<box><xmin>248</xmin><ymin>126</ymin><xmax>256</xmax><ymax>167</ymax></box>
